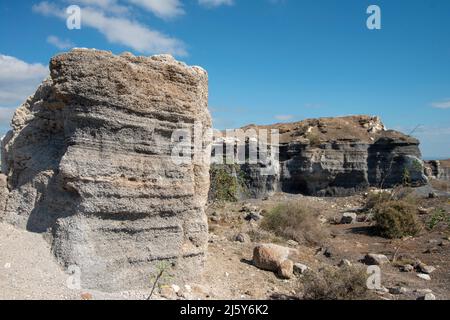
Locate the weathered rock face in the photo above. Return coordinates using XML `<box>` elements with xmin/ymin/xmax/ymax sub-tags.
<box><xmin>210</xmin><ymin>116</ymin><xmax>428</xmax><ymax>199</ymax></box>
<box><xmin>424</xmin><ymin>160</ymin><xmax>450</xmax><ymax>181</ymax></box>
<box><xmin>0</xmin><ymin>49</ymin><xmax>211</xmax><ymax>291</ymax></box>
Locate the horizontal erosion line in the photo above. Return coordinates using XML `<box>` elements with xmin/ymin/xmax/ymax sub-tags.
<box><xmin>66</xmin><ymin>97</ymin><xmax>198</xmax><ymax>125</ymax></box>
<box><xmin>125</xmin><ymin>252</ymin><xmax>206</xmax><ymax>265</ymax></box>
<box><xmin>83</xmin><ymin>209</ymin><xmax>199</xmax><ymax>221</ymax></box>
<box><xmin>98</xmin><ymin>225</ymin><xmax>181</xmax><ymax>235</ymax></box>
<box><xmin>79</xmin><ymin>192</ymin><xmax>194</xmax><ymax>200</ymax></box>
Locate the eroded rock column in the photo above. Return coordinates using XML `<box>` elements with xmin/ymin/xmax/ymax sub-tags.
<box><xmin>1</xmin><ymin>49</ymin><xmax>211</xmax><ymax>291</ymax></box>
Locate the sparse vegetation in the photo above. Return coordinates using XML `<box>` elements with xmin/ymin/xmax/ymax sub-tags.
<box><xmin>210</xmin><ymin>164</ymin><xmax>247</xmax><ymax>202</ymax></box>
<box><xmin>402</xmin><ymin>168</ymin><xmax>411</xmax><ymax>186</ymax></box>
<box><xmin>306</xmin><ymin>133</ymin><xmax>321</xmax><ymax>148</ymax></box>
<box><xmin>147</xmin><ymin>261</ymin><xmax>173</xmax><ymax>300</ymax></box>
<box><xmin>364</xmin><ymin>191</ymin><xmax>392</xmax><ymax>211</ymax></box>
<box><xmin>373</xmin><ymin>199</ymin><xmax>421</xmax><ymax>239</ymax></box>
<box><xmin>301</xmin><ymin>266</ymin><xmax>372</xmax><ymax>300</ymax></box>
<box><xmin>426</xmin><ymin>208</ymin><xmax>450</xmax><ymax>231</ymax></box>
<box><xmin>261</xmin><ymin>202</ymin><xmax>328</xmax><ymax>245</ymax></box>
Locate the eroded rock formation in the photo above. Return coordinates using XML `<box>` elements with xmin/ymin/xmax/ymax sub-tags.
<box><xmin>0</xmin><ymin>49</ymin><xmax>211</xmax><ymax>291</ymax></box>
<box><xmin>210</xmin><ymin>116</ymin><xmax>428</xmax><ymax>199</ymax></box>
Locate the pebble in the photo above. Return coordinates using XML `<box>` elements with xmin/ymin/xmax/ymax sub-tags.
<box><xmin>417</xmin><ymin>293</ymin><xmax>436</xmax><ymax>300</ymax></box>
<box><xmin>417</xmin><ymin>273</ymin><xmax>431</xmax><ymax>281</ymax></box>
<box><xmin>400</xmin><ymin>264</ymin><xmax>414</xmax><ymax>272</ymax></box>
<box><xmin>389</xmin><ymin>286</ymin><xmax>409</xmax><ymax>295</ymax></box>
<box><xmin>293</xmin><ymin>263</ymin><xmax>309</xmax><ymax>275</ymax></box>
<box><xmin>338</xmin><ymin>259</ymin><xmax>352</xmax><ymax>267</ymax></box>
<box><xmin>363</xmin><ymin>253</ymin><xmax>390</xmax><ymax>265</ymax></box>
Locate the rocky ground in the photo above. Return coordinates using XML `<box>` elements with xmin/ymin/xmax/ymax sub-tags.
<box><xmin>1</xmin><ymin>186</ymin><xmax>448</xmax><ymax>300</ymax></box>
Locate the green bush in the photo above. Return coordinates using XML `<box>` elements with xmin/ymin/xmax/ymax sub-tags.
<box><xmin>302</xmin><ymin>266</ymin><xmax>372</xmax><ymax>300</ymax></box>
<box><xmin>306</xmin><ymin>133</ymin><xmax>321</xmax><ymax>147</ymax></box>
<box><xmin>261</xmin><ymin>202</ymin><xmax>328</xmax><ymax>245</ymax></box>
<box><xmin>209</xmin><ymin>164</ymin><xmax>250</xmax><ymax>202</ymax></box>
<box><xmin>373</xmin><ymin>200</ymin><xmax>421</xmax><ymax>239</ymax></box>
<box><xmin>426</xmin><ymin>208</ymin><xmax>450</xmax><ymax>231</ymax></box>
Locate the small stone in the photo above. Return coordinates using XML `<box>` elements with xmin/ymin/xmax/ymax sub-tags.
<box><xmin>418</xmin><ymin>207</ymin><xmax>432</xmax><ymax>215</ymax></box>
<box><xmin>293</xmin><ymin>263</ymin><xmax>309</xmax><ymax>275</ymax></box>
<box><xmin>417</xmin><ymin>273</ymin><xmax>431</xmax><ymax>281</ymax></box>
<box><xmin>375</xmin><ymin>286</ymin><xmax>389</xmax><ymax>294</ymax></box>
<box><xmin>415</xmin><ymin>289</ymin><xmax>432</xmax><ymax>295</ymax></box>
<box><xmin>417</xmin><ymin>293</ymin><xmax>436</xmax><ymax>300</ymax></box>
<box><xmin>234</xmin><ymin>233</ymin><xmax>250</xmax><ymax>243</ymax></box>
<box><xmin>159</xmin><ymin>286</ymin><xmax>175</xmax><ymax>299</ymax></box>
<box><xmin>400</xmin><ymin>264</ymin><xmax>414</xmax><ymax>272</ymax></box>
<box><xmin>210</xmin><ymin>216</ymin><xmax>220</xmax><ymax>223</ymax></box>
<box><xmin>245</xmin><ymin>212</ymin><xmax>262</xmax><ymax>221</ymax></box>
<box><xmin>338</xmin><ymin>259</ymin><xmax>352</xmax><ymax>267</ymax></box>
<box><xmin>323</xmin><ymin>247</ymin><xmax>333</xmax><ymax>258</ymax></box>
<box><xmin>4</xmin><ymin>263</ymin><xmax>11</xmax><ymax>269</ymax></box>
<box><xmin>287</xmin><ymin>240</ymin><xmax>299</xmax><ymax>247</ymax></box>
<box><xmin>81</xmin><ymin>292</ymin><xmax>93</xmax><ymax>300</ymax></box>
<box><xmin>340</xmin><ymin>212</ymin><xmax>357</xmax><ymax>224</ymax></box>
<box><xmin>363</xmin><ymin>254</ymin><xmax>390</xmax><ymax>265</ymax></box>
<box><xmin>184</xmin><ymin>285</ymin><xmax>192</xmax><ymax>293</ymax></box>
<box><xmin>171</xmin><ymin>284</ymin><xmax>181</xmax><ymax>293</ymax></box>
<box><xmin>389</xmin><ymin>287</ymin><xmax>409</xmax><ymax>295</ymax></box>
<box><xmin>416</xmin><ymin>263</ymin><xmax>436</xmax><ymax>274</ymax></box>
<box><xmin>428</xmin><ymin>192</ymin><xmax>437</xmax><ymax>199</ymax></box>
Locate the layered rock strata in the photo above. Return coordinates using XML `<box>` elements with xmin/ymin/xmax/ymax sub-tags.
<box><xmin>0</xmin><ymin>49</ymin><xmax>211</xmax><ymax>291</ymax></box>
<box><xmin>210</xmin><ymin>116</ymin><xmax>428</xmax><ymax>199</ymax></box>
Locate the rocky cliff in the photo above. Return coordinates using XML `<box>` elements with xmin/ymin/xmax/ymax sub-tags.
<box><xmin>424</xmin><ymin>160</ymin><xmax>450</xmax><ymax>181</ymax></box>
<box><xmin>209</xmin><ymin>116</ymin><xmax>428</xmax><ymax>200</ymax></box>
<box><xmin>0</xmin><ymin>49</ymin><xmax>211</xmax><ymax>291</ymax></box>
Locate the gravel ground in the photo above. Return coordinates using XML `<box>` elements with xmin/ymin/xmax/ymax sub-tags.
<box><xmin>0</xmin><ymin>222</ymin><xmax>80</xmax><ymax>300</ymax></box>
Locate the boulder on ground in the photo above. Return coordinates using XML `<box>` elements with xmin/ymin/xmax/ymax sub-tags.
<box><xmin>363</xmin><ymin>254</ymin><xmax>390</xmax><ymax>265</ymax></box>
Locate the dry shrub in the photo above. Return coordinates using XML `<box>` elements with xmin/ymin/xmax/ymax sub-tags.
<box><xmin>261</xmin><ymin>202</ymin><xmax>328</xmax><ymax>245</ymax></box>
<box><xmin>363</xmin><ymin>188</ymin><xmax>421</xmax><ymax>239</ymax></box>
<box><xmin>373</xmin><ymin>199</ymin><xmax>421</xmax><ymax>239</ymax></box>
<box><xmin>301</xmin><ymin>266</ymin><xmax>372</xmax><ymax>300</ymax></box>
<box><xmin>364</xmin><ymin>191</ymin><xmax>392</xmax><ymax>211</ymax></box>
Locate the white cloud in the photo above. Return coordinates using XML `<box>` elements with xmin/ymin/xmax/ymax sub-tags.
<box><xmin>198</xmin><ymin>0</ymin><xmax>234</xmax><ymax>8</ymax></box>
<box><xmin>73</xmin><ymin>0</ymin><xmax>130</xmax><ymax>14</ymax></box>
<box><xmin>431</xmin><ymin>99</ymin><xmax>450</xmax><ymax>109</ymax></box>
<box><xmin>0</xmin><ymin>54</ymin><xmax>49</xmax><ymax>107</ymax></box>
<box><xmin>47</xmin><ymin>35</ymin><xmax>75</xmax><ymax>50</ymax></box>
<box><xmin>274</xmin><ymin>114</ymin><xmax>294</xmax><ymax>121</ymax></box>
<box><xmin>128</xmin><ymin>0</ymin><xmax>184</xmax><ymax>19</ymax></box>
<box><xmin>33</xmin><ymin>1</ymin><xmax>187</xmax><ymax>56</ymax></box>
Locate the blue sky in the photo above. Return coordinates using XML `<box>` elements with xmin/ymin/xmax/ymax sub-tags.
<box><xmin>0</xmin><ymin>0</ymin><xmax>449</xmax><ymax>158</ymax></box>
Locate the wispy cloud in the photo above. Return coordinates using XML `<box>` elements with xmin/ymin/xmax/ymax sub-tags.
<box><xmin>128</xmin><ymin>0</ymin><xmax>184</xmax><ymax>19</ymax></box>
<box><xmin>33</xmin><ymin>1</ymin><xmax>187</xmax><ymax>56</ymax></box>
<box><xmin>47</xmin><ymin>35</ymin><xmax>75</xmax><ymax>50</ymax></box>
<box><xmin>0</xmin><ymin>54</ymin><xmax>49</xmax><ymax>107</ymax></box>
<box><xmin>198</xmin><ymin>0</ymin><xmax>234</xmax><ymax>8</ymax></box>
<box><xmin>431</xmin><ymin>99</ymin><xmax>450</xmax><ymax>109</ymax></box>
